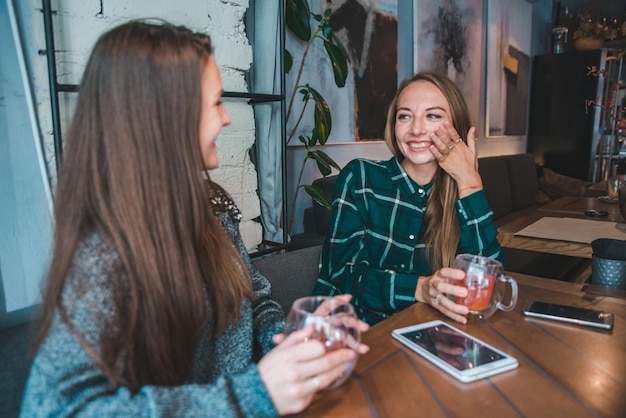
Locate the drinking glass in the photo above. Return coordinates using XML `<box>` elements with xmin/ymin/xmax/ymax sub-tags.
<box><xmin>608</xmin><ymin>178</ymin><xmax>622</xmax><ymax>200</ymax></box>
<box><xmin>450</xmin><ymin>254</ymin><xmax>518</xmax><ymax>320</ymax></box>
<box><xmin>283</xmin><ymin>296</ymin><xmax>361</xmax><ymax>389</ymax></box>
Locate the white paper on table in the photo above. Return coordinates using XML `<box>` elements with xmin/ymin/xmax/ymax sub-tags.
<box><xmin>513</xmin><ymin>217</ymin><xmax>626</xmax><ymax>244</ymax></box>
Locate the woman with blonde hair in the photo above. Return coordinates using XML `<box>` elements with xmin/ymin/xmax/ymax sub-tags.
<box><xmin>20</xmin><ymin>20</ymin><xmax>367</xmax><ymax>417</ymax></box>
<box><xmin>314</xmin><ymin>71</ymin><xmax>503</xmax><ymax>325</ymax></box>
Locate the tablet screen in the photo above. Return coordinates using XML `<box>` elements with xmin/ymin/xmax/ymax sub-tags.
<box><xmin>399</xmin><ymin>323</ymin><xmax>505</xmax><ymax>371</ymax></box>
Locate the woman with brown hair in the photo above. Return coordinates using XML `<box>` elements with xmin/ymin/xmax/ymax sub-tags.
<box><xmin>313</xmin><ymin>71</ymin><xmax>503</xmax><ymax>325</ymax></box>
<box><xmin>20</xmin><ymin>20</ymin><xmax>367</xmax><ymax>417</ymax></box>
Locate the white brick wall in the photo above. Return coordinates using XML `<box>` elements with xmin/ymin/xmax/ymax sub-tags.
<box><xmin>25</xmin><ymin>0</ymin><xmax>262</xmax><ymax>250</ymax></box>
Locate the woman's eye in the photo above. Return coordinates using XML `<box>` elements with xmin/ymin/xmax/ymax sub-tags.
<box><xmin>397</xmin><ymin>113</ymin><xmax>410</xmax><ymax>121</ymax></box>
<box><xmin>427</xmin><ymin>113</ymin><xmax>442</xmax><ymax>120</ymax></box>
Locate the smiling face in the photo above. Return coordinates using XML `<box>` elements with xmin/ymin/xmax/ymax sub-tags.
<box><xmin>394</xmin><ymin>79</ymin><xmax>451</xmax><ymax>180</ymax></box>
<box><xmin>199</xmin><ymin>56</ymin><xmax>231</xmax><ymax>170</ymax></box>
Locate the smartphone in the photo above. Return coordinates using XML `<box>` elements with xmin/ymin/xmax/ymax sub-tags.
<box><xmin>584</xmin><ymin>209</ymin><xmax>608</xmax><ymax>217</ymax></box>
<box><xmin>522</xmin><ymin>300</ymin><xmax>614</xmax><ymax>330</ymax></box>
<box><xmin>391</xmin><ymin>320</ymin><xmax>518</xmax><ymax>383</ymax></box>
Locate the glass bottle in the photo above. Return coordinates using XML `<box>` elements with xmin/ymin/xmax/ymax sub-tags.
<box><xmin>609</xmin><ymin>15</ymin><xmax>619</xmax><ymax>40</ymax></box>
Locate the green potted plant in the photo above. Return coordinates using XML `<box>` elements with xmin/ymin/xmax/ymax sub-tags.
<box><xmin>285</xmin><ymin>0</ymin><xmax>350</xmax><ymax>235</ymax></box>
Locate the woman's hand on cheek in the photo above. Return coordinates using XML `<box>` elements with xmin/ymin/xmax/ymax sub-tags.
<box><xmin>430</xmin><ymin>124</ymin><xmax>481</xmax><ymax>186</ymax></box>
<box><xmin>465</xmin><ymin>126</ymin><xmax>479</xmax><ymax>170</ymax></box>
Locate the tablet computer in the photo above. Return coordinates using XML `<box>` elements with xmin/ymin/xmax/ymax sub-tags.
<box><xmin>392</xmin><ymin>320</ymin><xmax>518</xmax><ymax>383</ymax></box>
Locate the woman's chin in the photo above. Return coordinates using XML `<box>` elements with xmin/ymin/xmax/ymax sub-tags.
<box><xmin>403</xmin><ymin>151</ymin><xmax>436</xmax><ymax>166</ymax></box>
<box><xmin>203</xmin><ymin>157</ymin><xmax>220</xmax><ymax>171</ymax></box>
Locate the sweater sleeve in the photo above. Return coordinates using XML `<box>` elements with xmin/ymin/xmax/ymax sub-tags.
<box><xmin>19</xmin><ymin>237</ymin><xmax>278</xmax><ymax>418</ymax></box>
<box><xmin>23</xmin><ymin>346</ymin><xmax>276</xmax><ymax>418</ymax></box>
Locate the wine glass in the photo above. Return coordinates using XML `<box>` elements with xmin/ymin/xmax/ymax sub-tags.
<box><xmin>283</xmin><ymin>296</ymin><xmax>361</xmax><ymax>389</ymax></box>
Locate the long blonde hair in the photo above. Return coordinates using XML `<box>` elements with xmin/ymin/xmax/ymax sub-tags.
<box><xmin>384</xmin><ymin>71</ymin><xmax>472</xmax><ymax>270</ymax></box>
<box><xmin>38</xmin><ymin>20</ymin><xmax>252</xmax><ymax>392</ymax></box>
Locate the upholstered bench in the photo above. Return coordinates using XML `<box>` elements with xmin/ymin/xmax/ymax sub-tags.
<box><xmin>477</xmin><ymin>153</ymin><xmax>542</xmax><ymax>227</ymax></box>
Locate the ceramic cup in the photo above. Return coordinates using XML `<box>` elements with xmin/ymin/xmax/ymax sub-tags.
<box><xmin>283</xmin><ymin>296</ymin><xmax>361</xmax><ymax>389</ymax></box>
<box><xmin>450</xmin><ymin>254</ymin><xmax>518</xmax><ymax>320</ymax></box>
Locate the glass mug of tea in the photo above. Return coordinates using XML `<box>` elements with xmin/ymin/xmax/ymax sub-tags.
<box><xmin>449</xmin><ymin>254</ymin><xmax>518</xmax><ymax>320</ymax></box>
<box><xmin>283</xmin><ymin>296</ymin><xmax>361</xmax><ymax>389</ymax></box>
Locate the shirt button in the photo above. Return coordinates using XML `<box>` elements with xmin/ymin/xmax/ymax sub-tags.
<box><xmin>409</xmin><ymin>234</ymin><xmax>415</xmax><ymax>240</ymax></box>
<box><xmin>418</xmin><ymin>188</ymin><xmax>424</xmax><ymax>194</ymax></box>
<box><xmin>400</xmin><ymin>264</ymin><xmax>405</xmax><ymax>268</ymax></box>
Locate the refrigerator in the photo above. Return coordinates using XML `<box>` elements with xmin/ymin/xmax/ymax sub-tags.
<box><xmin>527</xmin><ymin>49</ymin><xmax>608</xmax><ymax>182</ymax></box>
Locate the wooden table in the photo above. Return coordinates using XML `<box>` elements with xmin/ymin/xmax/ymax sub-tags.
<box><xmin>298</xmin><ymin>273</ymin><xmax>626</xmax><ymax>418</ymax></box>
<box><xmin>498</xmin><ymin>197</ymin><xmax>625</xmax><ymax>259</ymax></box>
<box><xmin>538</xmin><ymin>196</ymin><xmax>624</xmax><ymax>222</ymax></box>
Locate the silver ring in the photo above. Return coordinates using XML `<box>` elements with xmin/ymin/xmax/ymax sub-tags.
<box><xmin>454</xmin><ymin>138</ymin><xmax>463</xmax><ymax>143</ymax></box>
<box><xmin>312</xmin><ymin>376</ymin><xmax>321</xmax><ymax>390</ymax></box>
<box><xmin>433</xmin><ymin>294</ymin><xmax>441</xmax><ymax>305</ymax></box>
<box><xmin>447</xmin><ymin>144</ymin><xmax>455</xmax><ymax>150</ymax></box>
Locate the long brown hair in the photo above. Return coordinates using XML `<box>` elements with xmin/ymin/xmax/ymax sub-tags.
<box><xmin>38</xmin><ymin>20</ymin><xmax>252</xmax><ymax>391</ymax></box>
<box><xmin>384</xmin><ymin>71</ymin><xmax>472</xmax><ymax>270</ymax></box>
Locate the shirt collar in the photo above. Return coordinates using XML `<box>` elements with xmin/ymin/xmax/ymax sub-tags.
<box><xmin>387</xmin><ymin>157</ymin><xmax>432</xmax><ymax>198</ymax></box>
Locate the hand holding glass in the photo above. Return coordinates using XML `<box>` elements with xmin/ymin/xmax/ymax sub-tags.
<box><xmin>283</xmin><ymin>296</ymin><xmax>361</xmax><ymax>389</ymax></box>
<box><xmin>450</xmin><ymin>254</ymin><xmax>518</xmax><ymax>320</ymax></box>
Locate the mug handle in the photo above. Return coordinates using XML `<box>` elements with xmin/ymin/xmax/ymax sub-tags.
<box><xmin>497</xmin><ymin>276</ymin><xmax>518</xmax><ymax>312</ymax></box>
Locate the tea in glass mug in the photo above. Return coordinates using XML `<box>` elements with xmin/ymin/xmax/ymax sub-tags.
<box><xmin>283</xmin><ymin>296</ymin><xmax>361</xmax><ymax>389</ymax></box>
<box><xmin>450</xmin><ymin>254</ymin><xmax>518</xmax><ymax>320</ymax></box>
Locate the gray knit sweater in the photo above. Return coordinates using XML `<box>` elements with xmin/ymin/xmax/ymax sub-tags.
<box><xmin>19</xmin><ymin>208</ymin><xmax>285</xmax><ymax>417</ymax></box>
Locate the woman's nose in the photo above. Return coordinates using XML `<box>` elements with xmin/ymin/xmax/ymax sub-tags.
<box><xmin>222</xmin><ymin>107</ymin><xmax>232</xmax><ymax>127</ymax></box>
<box><xmin>410</xmin><ymin>118</ymin><xmax>423</xmax><ymax>134</ymax></box>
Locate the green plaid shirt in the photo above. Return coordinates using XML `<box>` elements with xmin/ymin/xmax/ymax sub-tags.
<box><xmin>313</xmin><ymin>158</ymin><xmax>503</xmax><ymax>325</ymax></box>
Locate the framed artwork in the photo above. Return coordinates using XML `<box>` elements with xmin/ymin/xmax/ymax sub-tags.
<box><xmin>415</xmin><ymin>0</ymin><xmax>484</xmax><ymax>131</ymax></box>
<box><xmin>485</xmin><ymin>0</ymin><xmax>532</xmax><ymax>137</ymax></box>
<box><xmin>285</xmin><ymin>0</ymin><xmax>399</xmax><ymax>143</ymax></box>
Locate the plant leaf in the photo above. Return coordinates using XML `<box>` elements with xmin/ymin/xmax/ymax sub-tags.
<box><xmin>323</xmin><ymin>39</ymin><xmax>349</xmax><ymax>88</ymax></box>
<box><xmin>310</xmin><ymin>151</ymin><xmax>332</xmax><ymax>176</ymax></box>
<box><xmin>328</xmin><ymin>32</ymin><xmax>351</xmax><ymax>64</ymax></box>
<box><xmin>321</xmin><ymin>21</ymin><xmax>331</xmax><ymax>39</ymax></box>
<box><xmin>312</xmin><ymin>150</ymin><xmax>341</xmax><ymax>171</ymax></box>
<box><xmin>284</xmin><ymin>49</ymin><xmax>293</xmax><ymax>74</ymax></box>
<box><xmin>286</xmin><ymin>0</ymin><xmax>311</xmax><ymax>41</ymax></box>
<box><xmin>304</xmin><ymin>185</ymin><xmax>332</xmax><ymax>210</ymax></box>
<box><xmin>299</xmin><ymin>89</ymin><xmax>311</xmax><ymax>103</ymax></box>
<box><xmin>308</xmin><ymin>87</ymin><xmax>331</xmax><ymax>144</ymax></box>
